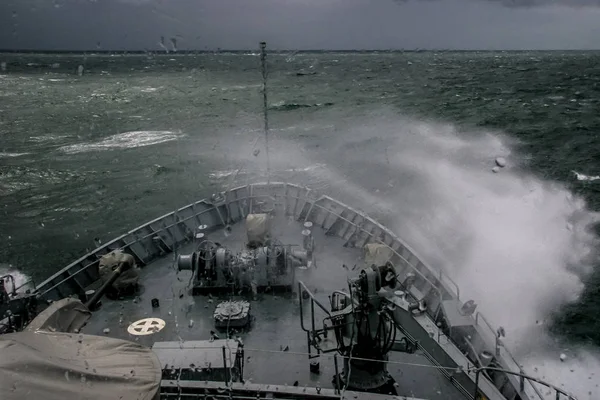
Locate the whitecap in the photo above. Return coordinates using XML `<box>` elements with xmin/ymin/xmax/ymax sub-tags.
<box><xmin>0</xmin><ymin>152</ymin><xmax>29</xmax><ymax>158</ymax></box>
<box><xmin>572</xmin><ymin>171</ymin><xmax>600</xmax><ymax>182</ymax></box>
<box><xmin>29</xmin><ymin>134</ymin><xmax>70</xmax><ymax>143</ymax></box>
<box><xmin>59</xmin><ymin>130</ymin><xmax>184</xmax><ymax>154</ymax></box>
<box><xmin>209</xmin><ymin>170</ymin><xmax>247</xmax><ymax>179</ymax></box>
<box><xmin>284</xmin><ymin>163</ymin><xmax>326</xmax><ymax>173</ymax></box>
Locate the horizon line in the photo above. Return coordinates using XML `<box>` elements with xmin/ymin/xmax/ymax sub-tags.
<box><xmin>1</xmin><ymin>48</ymin><xmax>600</xmax><ymax>54</ymax></box>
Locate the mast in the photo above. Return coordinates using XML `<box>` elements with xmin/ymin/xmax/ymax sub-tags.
<box><xmin>259</xmin><ymin>42</ymin><xmax>271</xmax><ymax>184</ymax></box>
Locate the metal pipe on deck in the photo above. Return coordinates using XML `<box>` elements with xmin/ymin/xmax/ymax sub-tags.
<box><xmin>222</xmin><ymin>345</ymin><xmax>229</xmax><ymax>386</ymax></box>
<box><xmin>302</xmin><ymin>221</ymin><xmax>314</xmax><ymax>256</ymax></box>
<box><xmin>84</xmin><ymin>264</ymin><xmax>124</xmax><ymax>309</ymax></box>
<box><xmin>334</xmin><ymin>354</ymin><xmax>340</xmax><ymax>394</ymax></box>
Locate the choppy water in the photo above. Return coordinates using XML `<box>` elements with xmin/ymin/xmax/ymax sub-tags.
<box><xmin>1</xmin><ymin>51</ymin><xmax>600</xmax><ymax>398</ymax></box>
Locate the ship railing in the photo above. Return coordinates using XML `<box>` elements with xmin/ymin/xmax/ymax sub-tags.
<box><xmin>474</xmin><ymin>313</ymin><xmax>545</xmax><ymax>400</ymax></box>
<box><xmin>275</xmin><ymin>187</ymin><xmax>462</xmax><ymax>319</ymax></box>
<box><xmin>34</xmin><ymin>184</ymin><xmax>280</xmax><ymax>301</ymax></box>
<box><xmin>34</xmin><ymin>182</ymin><xmax>456</xmax><ymax>304</ymax></box>
<box><xmin>297</xmin><ymin>280</ymin><xmax>346</xmax><ymax>359</ymax></box>
<box><xmin>473</xmin><ymin>367</ymin><xmax>577</xmax><ymax>400</ymax></box>
<box><xmin>278</xmin><ymin>184</ymin><xmax>461</xmax><ymax>296</ymax></box>
<box><xmin>165</xmin><ymin>348</ymin><xmax>425</xmax><ymax>399</ymax></box>
<box><xmin>14</xmin><ymin>278</ymin><xmax>35</xmax><ymax>293</ymax></box>
<box><xmin>297</xmin><ymin>281</ymin><xmax>332</xmax><ymax>331</ymax></box>
<box><xmin>238</xmin><ymin>346</ymin><xmax>462</xmax><ymax>397</ymax></box>
<box><xmin>237</xmin><ymin>347</ymin><xmax>579</xmax><ymax>400</ymax></box>
<box><xmin>34</xmin><ymin>183</ymin><xmax>448</xmax><ymax>309</ymax></box>
<box><xmin>185</xmin><ymin>343</ymin><xmax>579</xmax><ymax>400</ymax></box>
<box><xmin>286</xmin><ymin>193</ymin><xmax>447</xmax><ymax>305</ymax></box>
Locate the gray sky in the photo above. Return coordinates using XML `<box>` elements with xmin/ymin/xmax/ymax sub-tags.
<box><xmin>1</xmin><ymin>0</ymin><xmax>599</xmax><ymax>50</ymax></box>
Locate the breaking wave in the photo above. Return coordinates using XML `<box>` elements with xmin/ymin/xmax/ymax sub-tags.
<box><xmin>572</xmin><ymin>170</ymin><xmax>600</xmax><ymax>182</ymax></box>
<box><xmin>0</xmin><ymin>264</ymin><xmax>33</xmax><ymax>293</ymax></box>
<box><xmin>0</xmin><ymin>152</ymin><xmax>29</xmax><ymax>158</ymax></box>
<box><xmin>218</xmin><ymin>110</ymin><xmax>600</xmax><ymax>399</ymax></box>
<box><xmin>59</xmin><ymin>130</ymin><xmax>184</xmax><ymax>154</ymax></box>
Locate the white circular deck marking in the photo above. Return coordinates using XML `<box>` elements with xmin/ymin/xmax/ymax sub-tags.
<box><xmin>127</xmin><ymin>318</ymin><xmax>166</xmax><ymax>336</ymax></box>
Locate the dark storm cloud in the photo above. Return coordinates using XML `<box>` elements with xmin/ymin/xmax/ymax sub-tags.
<box><xmin>392</xmin><ymin>0</ymin><xmax>600</xmax><ymax>6</ymax></box>
<box><xmin>119</xmin><ymin>0</ymin><xmax>600</xmax><ymax>7</ymax></box>
<box><xmin>488</xmin><ymin>0</ymin><xmax>600</xmax><ymax>7</ymax></box>
<box><xmin>0</xmin><ymin>0</ymin><xmax>599</xmax><ymax>50</ymax></box>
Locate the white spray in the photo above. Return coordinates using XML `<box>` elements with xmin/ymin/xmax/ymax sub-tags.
<box><xmin>213</xmin><ymin>109</ymin><xmax>600</xmax><ymax>399</ymax></box>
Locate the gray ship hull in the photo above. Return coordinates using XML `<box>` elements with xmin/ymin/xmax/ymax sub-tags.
<box><xmin>7</xmin><ymin>182</ymin><xmax>572</xmax><ymax>400</ymax></box>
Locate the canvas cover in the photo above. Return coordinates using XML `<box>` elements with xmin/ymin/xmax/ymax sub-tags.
<box><xmin>364</xmin><ymin>243</ymin><xmax>393</xmax><ymax>267</ymax></box>
<box><xmin>25</xmin><ymin>297</ymin><xmax>91</xmax><ymax>333</ymax></box>
<box><xmin>98</xmin><ymin>249</ymin><xmax>139</xmax><ymax>292</ymax></box>
<box><xmin>0</xmin><ymin>330</ymin><xmax>161</xmax><ymax>400</ymax></box>
<box><xmin>245</xmin><ymin>213</ymin><xmax>270</xmax><ymax>247</ymax></box>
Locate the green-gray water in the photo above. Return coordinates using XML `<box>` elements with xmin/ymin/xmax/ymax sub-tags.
<box><xmin>1</xmin><ymin>51</ymin><xmax>599</xmax><ymax>398</ymax></box>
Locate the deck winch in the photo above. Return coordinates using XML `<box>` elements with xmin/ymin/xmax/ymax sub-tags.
<box><xmin>336</xmin><ymin>264</ymin><xmax>399</xmax><ymax>393</ymax></box>
<box><xmin>214</xmin><ymin>300</ymin><xmax>251</xmax><ymax>329</ymax></box>
<box><xmin>299</xmin><ymin>262</ymin><xmax>400</xmax><ymax>394</ymax></box>
<box><xmin>177</xmin><ymin>214</ymin><xmax>313</xmax><ymax>294</ymax></box>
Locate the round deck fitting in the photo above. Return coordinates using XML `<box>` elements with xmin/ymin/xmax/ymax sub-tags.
<box><xmin>214</xmin><ymin>301</ymin><xmax>243</xmax><ymax>319</ymax></box>
<box><xmin>214</xmin><ymin>300</ymin><xmax>251</xmax><ymax>328</ymax></box>
<box><xmin>127</xmin><ymin>317</ymin><xmax>166</xmax><ymax>336</ymax></box>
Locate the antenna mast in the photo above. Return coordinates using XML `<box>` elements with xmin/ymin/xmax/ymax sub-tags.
<box><xmin>260</xmin><ymin>41</ymin><xmax>271</xmax><ymax>184</ymax></box>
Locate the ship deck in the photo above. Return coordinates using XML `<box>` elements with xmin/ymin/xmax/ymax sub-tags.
<box><xmin>81</xmin><ymin>214</ymin><xmax>469</xmax><ymax>400</ymax></box>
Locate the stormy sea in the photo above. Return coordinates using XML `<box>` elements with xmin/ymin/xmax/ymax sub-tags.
<box><xmin>1</xmin><ymin>51</ymin><xmax>599</xmax><ymax>398</ymax></box>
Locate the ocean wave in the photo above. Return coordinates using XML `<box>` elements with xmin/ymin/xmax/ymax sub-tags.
<box><xmin>0</xmin><ymin>181</ymin><xmax>32</xmax><ymax>196</ymax></box>
<box><xmin>209</xmin><ymin>169</ymin><xmax>248</xmax><ymax>180</ymax></box>
<box><xmin>215</xmin><ymin>84</ymin><xmax>261</xmax><ymax>91</ymax></box>
<box><xmin>572</xmin><ymin>170</ymin><xmax>600</xmax><ymax>181</ymax></box>
<box><xmin>269</xmin><ymin>101</ymin><xmax>334</xmax><ymax>111</ymax></box>
<box><xmin>0</xmin><ymin>166</ymin><xmax>94</xmax><ymax>196</ymax></box>
<box><xmin>284</xmin><ymin>163</ymin><xmax>326</xmax><ymax>173</ymax></box>
<box><xmin>0</xmin><ymin>152</ymin><xmax>29</xmax><ymax>158</ymax></box>
<box><xmin>59</xmin><ymin>130</ymin><xmax>184</xmax><ymax>154</ymax></box>
<box><xmin>139</xmin><ymin>87</ymin><xmax>161</xmax><ymax>93</ymax></box>
<box><xmin>29</xmin><ymin>134</ymin><xmax>70</xmax><ymax>143</ymax></box>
